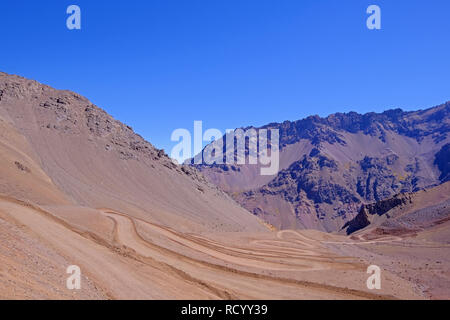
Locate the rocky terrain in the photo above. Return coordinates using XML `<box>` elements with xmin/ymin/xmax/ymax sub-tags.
<box><xmin>0</xmin><ymin>71</ymin><xmax>448</xmax><ymax>300</ymax></box>
<box><xmin>342</xmin><ymin>181</ymin><xmax>450</xmax><ymax>236</ymax></box>
<box><xmin>327</xmin><ymin>182</ymin><xmax>450</xmax><ymax>299</ymax></box>
<box><xmin>435</xmin><ymin>143</ymin><xmax>450</xmax><ymax>182</ymax></box>
<box><xmin>194</xmin><ymin>103</ymin><xmax>450</xmax><ymax>231</ymax></box>
<box><xmin>1</xmin><ymin>71</ymin><xmax>425</xmax><ymax>300</ymax></box>
<box><xmin>0</xmin><ymin>71</ymin><xmax>265</xmax><ymax>233</ymax></box>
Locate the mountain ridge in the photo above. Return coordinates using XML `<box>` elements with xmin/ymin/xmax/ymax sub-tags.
<box><xmin>194</xmin><ymin>101</ymin><xmax>450</xmax><ymax>231</ymax></box>
<box><xmin>0</xmin><ymin>71</ymin><xmax>447</xmax><ymax>300</ymax></box>
<box><xmin>0</xmin><ymin>71</ymin><xmax>266</xmax><ymax>233</ymax></box>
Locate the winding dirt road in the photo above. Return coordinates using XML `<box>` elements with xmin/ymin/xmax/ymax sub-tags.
<box><xmin>99</xmin><ymin>209</ymin><xmax>401</xmax><ymax>299</ymax></box>
<box><xmin>0</xmin><ymin>197</ymin><xmax>421</xmax><ymax>299</ymax></box>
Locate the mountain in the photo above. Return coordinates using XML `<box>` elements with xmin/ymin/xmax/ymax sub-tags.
<box><xmin>193</xmin><ymin>102</ymin><xmax>450</xmax><ymax>232</ymax></box>
<box><xmin>0</xmin><ymin>72</ymin><xmax>445</xmax><ymax>299</ymax></box>
<box><xmin>0</xmin><ymin>72</ymin><xmax>265</xmax><ymax>233</ymax></box>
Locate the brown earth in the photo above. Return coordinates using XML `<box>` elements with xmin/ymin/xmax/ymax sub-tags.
<box><xmin>0</xmin><ymin>72</ymin><xmax>445</xmax><ymax>299</ymax></box>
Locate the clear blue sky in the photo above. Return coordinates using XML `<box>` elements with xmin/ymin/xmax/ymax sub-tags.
<box><xmin>1</xmin><ymin>0</ymin><xmax>449</xmax><ymax>154</ymax></box>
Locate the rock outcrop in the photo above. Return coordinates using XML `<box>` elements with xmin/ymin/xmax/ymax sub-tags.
<box><xmin>341</xmin><ymin>182</ymin><xmax>450</xmax><ymax>235</ymax></box>
<box><xmin>342</xmin><ymin>193</ymin><xmax>411</xmax><ymax>234</ymax></box>
<box><xmin>435</xmin><ymin>143</ymin><xmax>450</xmax><ymax>182</ymax></box>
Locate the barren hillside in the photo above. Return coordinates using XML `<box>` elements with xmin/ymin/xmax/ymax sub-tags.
<box><xmin>0</xmin><ymin>72</ymin><xmax>266</xmax><ymax>233</ymax></box>
<box><xmin>0</xmin><ymin>72</ymin><xmax>446</xmax><ymax>300</ymax></box>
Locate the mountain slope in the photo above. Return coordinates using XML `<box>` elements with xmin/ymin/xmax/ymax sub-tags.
<box><xmin>0</xmin><ymin>72</ymin><xmax>266</xmax><ymax>233</ymax></box>
<box><xmin>342</xmin><ymin>181</ymin><xmax>450</xmax><ymax>236</ymax></box>
<box><xmin>0</xmin><ymin>72</ymin><xmax>436</xmax><ymax>300</ymax></box>
<box><xmin>194</xmin><ymin>103</ymin><xmax>450</xmax><ymax>231</ymax></box>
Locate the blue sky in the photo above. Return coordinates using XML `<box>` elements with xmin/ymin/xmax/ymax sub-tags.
<box><xmin>1</xmin><ymin>0</ymin><xmax>449</xmax><ymax>155</ymax></box>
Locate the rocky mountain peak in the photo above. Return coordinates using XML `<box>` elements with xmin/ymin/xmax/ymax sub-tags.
<box><xmin>195</xmin><ymin>101</ymin><xmax>450</xmax><ymax>231</ymax></box>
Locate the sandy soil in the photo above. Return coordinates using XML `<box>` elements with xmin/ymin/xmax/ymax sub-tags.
<box><xmin>0</xmin><ymin>196</ymin><xmax>422</xmax><ymax>299</ymax></box>
<box><xmin>0</xmin><ymin>72</ymin><xmax>446</xmax><ymax>300</ymax></box>
<box><xmin>326</xmin><ymin>222</ymin><xmax>450</xmax><ymax>300</ymax></box>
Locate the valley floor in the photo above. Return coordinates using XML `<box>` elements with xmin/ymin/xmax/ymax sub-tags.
<box><xmin>325</xmin><ymin>222</ymin><xmax>450</xmax><ymax>300</ymax></box>
<box><xmin>0</xmin><ymin>195</ymin><xmax>435</xmax><ymax>300</ymax></box>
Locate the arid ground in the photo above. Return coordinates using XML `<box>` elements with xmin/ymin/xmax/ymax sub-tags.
<box><xmin>1</xmin><ymin>194</ymin><xmax>433</xmax><ymax>300</ymax></box>
<box><xmin>0</xmin><ymin>72</ymin><xmax>449</xmax><ymax>300</ymax></box>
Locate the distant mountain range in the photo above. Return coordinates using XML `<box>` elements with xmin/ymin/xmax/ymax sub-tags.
<box><xmin>6</xmin><ymin>69</ymin><xmax>447</xmax><ymax>234</ymax></box>
<box><xmin>1</xmin><ymin>71</ymin><xmax>449</xmax><ymax>299</ymax></box>
<box><xmin>194</xmin><ymin>102</ymin><xmax>450</xmax><ymax>232</ymax></box>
